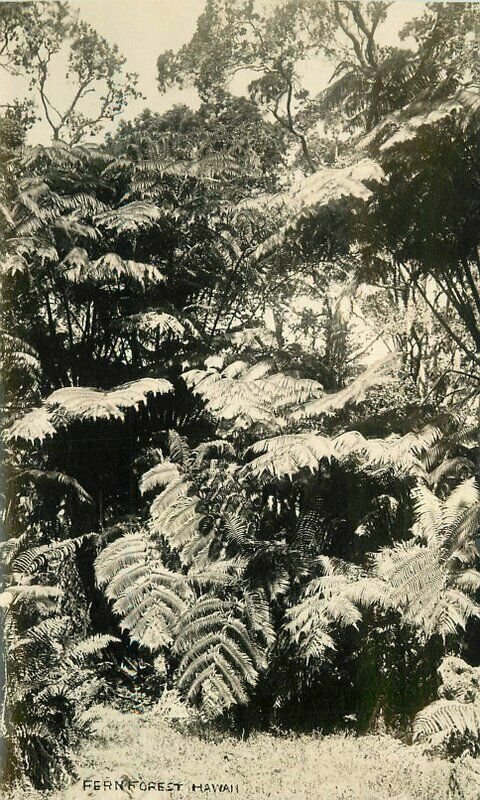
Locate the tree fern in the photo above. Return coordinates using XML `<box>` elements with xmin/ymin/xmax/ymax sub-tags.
<box><xmin>352</xmin><ymin>480</ymin><xmax>480</xmax><ymax>639</ymax></box>
<box><xmin>183</xmin><ymin>358</ymin><xmax>324</xmax><ymax>431</ymax></box>
<box><xmin>364</xmin><ymin>88</ymin><xmax>480</xmax><ymax>153</ymax></box>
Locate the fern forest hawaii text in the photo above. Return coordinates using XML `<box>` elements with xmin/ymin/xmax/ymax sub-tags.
<box><xmin>82</xmin><ymin>780</ymin><xmax>240</xmax><ymax>793</ymax></box>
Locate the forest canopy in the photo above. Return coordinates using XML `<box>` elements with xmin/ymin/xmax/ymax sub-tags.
<box><xmin>1</xmin><ymin>0</ymin><xmax>480</xmax><ymax>791</ymax></box>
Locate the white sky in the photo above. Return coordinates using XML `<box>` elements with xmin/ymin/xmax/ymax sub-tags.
<box><xmin>1</xmin><ymin>0</ymin><xmax>432</xmax><ymax>144</ymax></box>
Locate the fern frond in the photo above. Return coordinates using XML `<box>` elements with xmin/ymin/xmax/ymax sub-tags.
<box><xmin>291</xmin><ymin>354</ymin><xmax>399</xmax><ymax>420</ymax></box>
<box><xmin>63</xmin><ymin>634</ymin><xmax>119</xmax><ymax>667</ymax></box>
<box><xmin>122</xmin><ymin>311</ymin><xmax>192</xmax><ymax>340</ymax></box>
<box><xmin>174</xmin><ymin>596</ymin><xmax>264</xmax><ymax>719</ymax></box>
<box><xmin>95</xmin><ymin>530</ymin><xmax>192</xmax><ymax>651</ymax></box>
<box><xmin>356</xmin><ymin>480</ymin><xmax>480</xmax><ymax>639</ymax></box>
<box><xmin>46</xmin><ymin>377</ymin><xmax>173</xmax><ymax>422</ymax></box>
<box><xmin>168</xmin><ymin>430</ymin><xmax>191</xmax><ymax>466</ymax></box>
<box><xmin>62</xmin><ymin>248</ymin><xmax>165</xmax><ymax>286</ymax></box>
<box><xmin>0</xmin><ymin>585</ymin><xmax>62</xmax><ymax>608</ymax></box>
<box><xmin>413</xmin><ymin>700</ymin><xmax>480</xmax><ymax>743</ymax></box>
<box><xmin>148</xmin><ymin>473</ymin><xmax>204</xmax><ymax>565</ymax></box>
<box><xmin>16</xmin><ymin>616</ymin><xmax>71</xmax><ymax>649</ymax></box>
<box><xmin>284</xmin><ymin>563</ymin><xmax>361</xmax><ymax>663</ymax></box>
<box><xmin>4</xmin><ymin>407</ymin><xmax>57</xmax><ymax>444</ymax></box>
<box><xmin>251</xmin><ymin>159</ymin><xmax>385</xmax><ymax>260</ymax></box>
<box><xmin>139</xmin><ymin>461</ymin><xmax>181</xmax><ymax>495</ymax></box>
<box><xmin>95</xmin><ymin>201</ymin><xmax>164</xmax><ymax>234</ymax></box>
<box><xmin>183</xmin><ymin>360</ymin><xmax>323</xmax><ymax>431</ymax></box>
<box><xmin>13</xmin><ymin>469</ymin><xmax>93</xmax><ymax>505</ymax></box>
<box><xmin>12</xmin><ymin>533</ymin><xmax>99</xmax><ymax>575</ymax></box>
<box><xmin>245</xmin><ymin>434</ymin><xmax>334</xmax><ymax>480</ymax></box>
<box><xmin>193</xmin><ymin>440</ymin><xmax>236</xmax><ymax>468</ymax></box>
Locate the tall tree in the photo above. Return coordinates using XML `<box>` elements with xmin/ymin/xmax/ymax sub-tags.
<box><xmin>0</xmin><ymin>1</ymin><xmax>142</xmax><ymax>143</ymax></box>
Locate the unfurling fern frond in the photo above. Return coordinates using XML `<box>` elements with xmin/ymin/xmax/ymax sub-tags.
<box><xmin>174</xmin><ymin>595</ymin><xmax>267</xmax><ymax>720</ymax></box>
<box><xmin>95</xmin><ymin>530</ymin><xmax>192</xmax><ymax>650</ymax></box>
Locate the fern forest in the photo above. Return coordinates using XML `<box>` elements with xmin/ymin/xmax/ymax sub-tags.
<box><xmin>1</xmin><ymin>1</ymin><xmax>480</xmax><ymax>797</ymax></box>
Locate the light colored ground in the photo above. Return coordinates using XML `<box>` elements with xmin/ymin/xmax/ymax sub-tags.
<box><xmin>5</xmin><ymin>705</ymin><xmax>480</xmax><ymax>800</ymax></box>
<box><xmin>60</xmin><ymin>706</ymin><xmax>451</xmax><ymax>800</ymax></box>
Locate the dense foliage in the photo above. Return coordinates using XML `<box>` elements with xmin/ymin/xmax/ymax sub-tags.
<box><xmin>1</xmin><ymin>0</ymin><xmax>479</xmax><ymax>791</ymax></box>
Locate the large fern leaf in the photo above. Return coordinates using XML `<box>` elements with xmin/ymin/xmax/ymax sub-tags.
<box><xmin>95</xmin><ymin>530</ymin><xmax>192</xmax><ymax>650</ymax></box>
<box><xmin>174</xmin><ymin>595</ymin><xmax>266</xmax><ymax>720</ymax></box>
<box><xmin>47</xmin><ymin>377</ymin><xmax>173</xmax><ymax>421</ymax></box>
<box><xmin>249</xmin><ymin>159</ymin><xmax>385</xmax><ymax>260</ymax></box>
<box><xmin>4</xmin><ymin>407</ymin><xmax>57</xmax><ymax>444</ymax></box>
<box><xmin>414</xmin><ymin>699</ymin><xmax>480</xmax><ymax>743</ymax></box>
<box><xmin>290</xmin><ymin>354</ymin><xmax>399</xmax><ymax>420</ymax></box>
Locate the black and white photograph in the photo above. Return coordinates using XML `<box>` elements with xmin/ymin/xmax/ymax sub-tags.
<box><xmin>1</xmin><ymin>1</ymin><xmax>480</xmax><ymax>797</ymax></box>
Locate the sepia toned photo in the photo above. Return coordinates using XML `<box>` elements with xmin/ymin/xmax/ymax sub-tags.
<box><xmin>1</xmin><ymin>1</ymin><xmax>479</xmax><ymax>797</ymax></box>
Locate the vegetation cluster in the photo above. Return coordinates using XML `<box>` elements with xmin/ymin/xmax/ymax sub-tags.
<box><xmin>0</xmin><ymin>0</ymin><xmax>479</xmax><ymax>792</ymax></box>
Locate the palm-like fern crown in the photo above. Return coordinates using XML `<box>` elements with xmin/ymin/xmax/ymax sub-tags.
<box><xmin>4</xmin><ymin>377</ymin><xmax>174</xmax><ymax>443</ymax></box>
<box><xmin>184</xmin><ymin>351</ymin><xmax>407</xmax><ymax>429</ymax></box>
